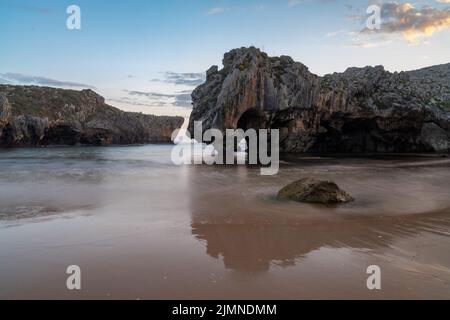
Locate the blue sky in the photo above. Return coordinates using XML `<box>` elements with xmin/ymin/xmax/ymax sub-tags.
<box><xmin>0</xmin><ymin>0</ymin><xmax>449</xmax><ymax>118</ymax></box>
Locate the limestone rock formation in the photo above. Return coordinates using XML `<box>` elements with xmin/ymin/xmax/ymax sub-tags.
<box><xmin>189</xmin><ymin>47</ymin><xmax>450</xmax><ymax>153</ymax></box>
<box><xmin>0</xmin><ymin>95</ymin><xmax>12</xmax><ymax>128</ymax></box>
<box><xmin>0</xmin><ymin>85</ymin><xmax>184</xmax><ymax>147</ymax></box>
<box><xmin>277</xmin><ymin>178</ymin><xmax>354</xmax><ymax>204</ymax></box>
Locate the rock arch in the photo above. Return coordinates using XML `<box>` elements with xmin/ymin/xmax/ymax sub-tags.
<box><xmin>188</xmin><ymin>47</ymin><xmax>450</xmax><ymax>154</ymax></box>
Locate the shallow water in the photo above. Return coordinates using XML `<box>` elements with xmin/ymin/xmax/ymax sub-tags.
<box><xmin>0</xmin><ymin>145</ymin><xmax>449</xmax><ymax>299</ymax></box>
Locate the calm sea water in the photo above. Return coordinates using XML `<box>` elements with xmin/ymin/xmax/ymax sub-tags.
<box><xmin>0</xmin><ymin>145</ymin><xmax>450</xmax><ymax>299</ymax></box>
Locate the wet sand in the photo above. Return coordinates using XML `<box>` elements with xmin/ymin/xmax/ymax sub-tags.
<box><xmin>0</xmin><ymin>146</ymin><xmax>449</xmax><ymax>299</ymax></box>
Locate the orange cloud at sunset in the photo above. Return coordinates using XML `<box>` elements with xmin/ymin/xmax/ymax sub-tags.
<box><xmin>364</xmin><ymin>2</ymin><xmax>450</xmax><ymax>41</ymax></box>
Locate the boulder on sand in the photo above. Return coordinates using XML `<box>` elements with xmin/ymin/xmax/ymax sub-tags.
<box><xmin>277</xmin><ymin>178</ymin><xmax>354</xmax><ymax>204</ymax></box>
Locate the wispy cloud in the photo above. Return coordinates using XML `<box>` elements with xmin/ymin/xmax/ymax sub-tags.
<box><xmin>0</xmin><ymin>77</ymin><xmax>12</xmax><ymax>84</ymax></box>
<box><xmin>288</xmin><ymin>0</ymin><xmax>302</xmax><ymax>7</ymax></box>
<box><xmin>15</xmin><ymin>4</ymin><xmax>54</xmax><ymax>14</ymax></box>
<box><xmin>151</xmin><ymin>72</ymin><xmax>205</xmax><ymax>87</ymax></box>
<box><xmin>207</xmin><ymin>7</ymin><xmax>228</xmax><ymax>15</ymax></box>
<box><xmin>0</xmin><ymin>1</ymin><xmax>55</xmax><ymax>14</ymax></box>
<box><xmin>123</xmin><ymin>90</ymin><xmax>193</xmax><ymax>108</ymax></box>
<box><xmin>0</xmin><ymin>73</ymin><xmax>95</xmax><ymax>89</ymax></box>
<box><xmin>325</xmin><ymin>29</ymin><xmax>351</xmax><ymax>37</ymax></box>
<box><xmin>162</xmin><ymin>72</ymin><xmax>205</xmax><ymax>86</ymax></box>
<box><xmin>123</xmin><ymin>71</ymin><xmax>205</xmax><ymax>109</ymax></box>
<box><xmin>344</xmin><ymin>38</ymin><xmax>393</xmax><ymax>49</ymax></box>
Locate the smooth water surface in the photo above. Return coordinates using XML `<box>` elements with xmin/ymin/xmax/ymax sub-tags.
<box><xmin>1</xmin><ymin>145</ymin><xmax>450</xmax><ymax>299</ymax></box>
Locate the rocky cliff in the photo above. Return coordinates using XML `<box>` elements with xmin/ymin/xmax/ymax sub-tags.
<box><xmin>189</xmin><ymin>47</ymin><xmax>450</xmax><ymax>153</ymax></box>
<box><xmin>0</xmin><ymin>85</ymin><xmax>184</xmax><ymax>147</ymax></box>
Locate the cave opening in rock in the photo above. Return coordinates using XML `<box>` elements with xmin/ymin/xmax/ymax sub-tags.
<box><xmin>236</xmin><ymin>108</ymin><xmax>267</xmax><ymax>153</ymax></box>
<box><xmin>237</xmin><ymin>108</ymin><xmax>267</xmax><ymax>131</ymax></box>
<box><xmin>313</xmin><ymin>117</ymin><xmax>385</xmax><ymax>153</ymax></box>
<box><xmin>235</xmin><ymin>108</ymin><xmax>281</xmax><ymax>161</ymax></box>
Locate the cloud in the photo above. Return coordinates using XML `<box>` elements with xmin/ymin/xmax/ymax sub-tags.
<box><xmin>345</xmin><ymin>38</ymin><xmax>393</xmax><ymax>48</ymax></box>
<box><xmin>0</xmin><ymin>1</ymin><xmax>55</xmax><ymax>15</ymax></box>
<box><xmin>0</xmin><ymin>77</ymin><xmax>12</xmax><ymax>84</ymax></box>
<box><xmin>14</xmin><ymin>4</ymin><xmax>54</xmax><ymax>14</ymax></box>
<box><xmin>362</xmin><ymin>2</ymin><xmax>450</xmax><ymax>41</ymax></box>
<box><xmin>207</xmin><ymin>7</ymin><xmax>227</xmax><ymax>15</ymax></box>
<box><xmin>288</xmin><ymin>0</ymin><xmax>302</xmax><ymax>7</ymax></box>
<box><xmin>173</xmin><ymin>93</ymin><xmax>193</xmax><ymax>107</ymax></box>
<box><xmin>127</xmin><ymin>91</ymin><xmax>174</xmax><ymax>99</ymax></box>
<box><xmin>325</xmin><ymin>29</ymin><xmax>351</xmax><ymax>37</ymax></box>
<box><xmin>0</xmin><ymin>73</ymin><xmax>95</xmax><ymax>89</ymax></box>
<box><xmin>154</xmin><ymin>71</ymin><xmax>205</xmax><ymax>86</ymax></box>
<box><xmin>122</xmin><ymin>71</ymin><xmax>205</xmax><ymax>109</ymax></box>
<box><xmin>124</xmin><ymin>90</ymin><xmax>193</xmax><ymax>108</ymax></box>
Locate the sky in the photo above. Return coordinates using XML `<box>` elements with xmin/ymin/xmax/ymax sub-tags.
<box><xmin>0</xmin><ymin>0</ymin><xmax>449</xmax><ymax>119</ymax></box>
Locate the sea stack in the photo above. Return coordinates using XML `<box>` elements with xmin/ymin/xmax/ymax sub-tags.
<box><xmin>189</xmin><ymin>47</ymin><xmax>450</xmax><ymax>154</ymax></box>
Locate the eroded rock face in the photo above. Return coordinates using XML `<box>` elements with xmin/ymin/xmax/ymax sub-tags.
<box><xmin>189</xmin><ymin>47</ymin><xmax>450</xmax><ymax>153</ymax></box>
<box><xmin>0</xmin><ymin>85</ymin><xmax>184</xmax><ymax>147</ymax></box>
<box><xmin>277</xmin><ymin>178</ymin><xmax>354</xmax><ymax>204</ymax></box>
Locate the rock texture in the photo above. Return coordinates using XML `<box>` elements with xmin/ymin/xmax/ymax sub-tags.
<box><xmin>277</xmin><ymin>178</ymin><xmax>354</xmax><ymax>204</ymax></box>
<box><xmin>0</xmin><ymin>85</ymin><xmax>184</xmax><ymax>147</ymax></box>
<box><xmin>189</xmin><ymin>47</ymin><xmax>450</xmax><ymax>153</ymax></box>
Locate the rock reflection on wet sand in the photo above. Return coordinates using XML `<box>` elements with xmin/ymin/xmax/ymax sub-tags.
<box><xmin>0</xmin><ymin>146</ymin><xmax>450</xmax><ymax>299</ymax></box>
<box><xmin>191</xmin><ymin>212</ymin><xmax>450</xmax><ymax>273</ymax></box>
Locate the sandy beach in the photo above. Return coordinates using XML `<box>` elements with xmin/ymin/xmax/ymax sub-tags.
<box><xmin>0</xmin><ymin>146</ymin><xmax>449</xmax><ymax>299</ymax></box>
